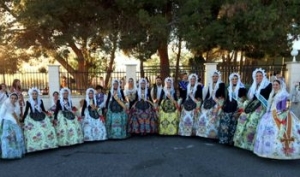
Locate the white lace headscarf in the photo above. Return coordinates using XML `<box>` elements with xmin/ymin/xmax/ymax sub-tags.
<box><xmin>110</xmin><ymin>79</ymin><xmax>122</xmax><ymax>101</ymax></box>
<box><xmin>138</xmin><ymin>78</ymin><xmax>148</xmax><ymax>101</ymax></box>
<box><xmin>59</xmin><ymin>87</ymin><xmax>72</xmax><ymax>111</ymax></box>
<box><xmin>186</xmin><ymin>73</ymin><xmax>198</xmax><ymax>99</ymax></box>
<box><xmin>125</xmin><ymin>78</ymin><xmax>137</xmax><ymax>96</ymax></box>
<box><xmin>28</xmin><ymin>87</ymin><xmax>42</xmax><ymax>113</ymax></box>
<box><xmin>228</xmin><ymin>73</ymin><xmax>245</xmax><ymax>102</ymax></box>
<box><xmin>208</xmin><ymin>70</ymin><xmax>222</xmax><ymax>99</ymax></box>
<box><xmin>164</xmin><ymin>77</ymin><xmax>175</xmax><ymax>99</ymax></box>
<box><xmin>248</xmin><ymin>68</ymin><xmax>270</xmax><ymax>100</ymax></box>
<box><xmin>267</xmin><ymin>79</ymin><xmax>289</xmax><ymax>111</ymax></box>
<box><xmin>85</xmin><ymin>88</ymin><xmax>97</xmax><ymax>106</ymax></box>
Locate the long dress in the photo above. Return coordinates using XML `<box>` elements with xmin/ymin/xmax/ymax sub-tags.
<box><xmin>254</xmin><ymin>96</ymin><xmax>300</xmax><ymax>159</ymax></box>
<box><xmin>234</xmin><ymin>83</ymin><xmax>272</xmax><ymax>151</ymax></box>
<box><xmin>290</xmin><ymin>85</ymin><xmax>300</xmax><ymax>118</ymax></box>
<box><xmin>22</xmin><ymin>100</ymin><xmax>58</xmax><ymax>153</ymax></box>
<box><xmin>218</xmin><ymin>88</ymin><xmax>247</xmax><ymax>145</ymax></box>
<box><xmin>54</xmin><ymin>100</ymin><xmax>84</xmax><ymax>146</ymax></box>
<box><xmin>178</xmin><ymin>85</ymin><xmax>202</xmax><ymax>136</ymax></box>
<box><xmin>81</xmin><ymin>100</ymin><xmax>107</xmax><ymax>141</ymax></box>
<box><xmin>128</xmin><ymin>89</ymin><xmax>158</xmax><ymax>135</ymax></box>
<box><xmin>0</xmin><ymin>102</ymin><xmax>25</xmax><ymax>159</ymax></box>
<box><xmin>158</xmin><ymin>91</ymin><xmax>179</xmax><ymax>135</ymax></box>
<box><xmin>197</xmin><ymin>83</ymin><xmax>225</xmax><ymax>139</ymax></box>
<box><xmin>105</xmin><ymin>90</ymin><xmax>128</xmax><ymax>139</ymax></box>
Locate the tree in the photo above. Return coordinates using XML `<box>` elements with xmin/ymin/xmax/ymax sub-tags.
<box><xmin>0</xmin><ymin>0</ymin><xmax>123</xmax><ymax>91</ymax></box>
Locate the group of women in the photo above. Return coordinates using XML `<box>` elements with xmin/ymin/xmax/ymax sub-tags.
<box><xmin>1</xmin><ymin>70</ymin><xmax>300</xmax><ymax>160</ymax></box>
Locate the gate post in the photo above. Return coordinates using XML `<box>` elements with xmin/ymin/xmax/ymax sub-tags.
<box><xmin>204</xmin><ymin>63</ymin><xmax>218</xmax><ymax>86</ymax></box>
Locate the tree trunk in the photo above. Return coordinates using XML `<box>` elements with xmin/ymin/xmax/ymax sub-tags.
<box><xmin>140</xmin><ymin>59</ymin><xmax>145</xmax><ymax>78</ymax></box>
<box><xmin>158</xmin><ymin>41</ymin><xmax>170</xmax><ymax>80</ymax></box>
<box><xmin>69</xmin><ymin>41</ymin><xmax>89</xmax><ymax>95</ymax></box>
<box><xmin>104</xmin><ymin>35</ymin><xmax>118</xmax><ymax>89</ymax></box>
<box><xmin>174</xmin><ymin>36</ymin><xmax>182</xmax><ymax>89</ymax></box>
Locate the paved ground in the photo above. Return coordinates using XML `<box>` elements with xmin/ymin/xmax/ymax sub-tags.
<box><xmin>0</xmin><ymin>136</ymin><xmax>299</xmax><ymax>177</ymax></box>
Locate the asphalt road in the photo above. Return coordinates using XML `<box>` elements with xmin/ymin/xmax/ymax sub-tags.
<box><xmin>0</xmin><ymin>136</ymin><xmax>299</xmax><ymax>177</ymax></box>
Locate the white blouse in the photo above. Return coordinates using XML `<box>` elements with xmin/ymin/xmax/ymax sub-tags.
<box><xmin>0</xmin><ymin>101</ymin><xmax>21</xmax><ymax>124</ymax></box>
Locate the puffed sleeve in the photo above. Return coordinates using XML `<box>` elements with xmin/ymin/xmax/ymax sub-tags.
<box><xmin>195</xmin><ymin>85</ymin><xmax>202</xmax><ymax>101</ymax></box>
<box><xmin>216</xmin><ymin>83</ymin><xmax>226</xmax><ymax>98</ymax></box>
<box><xmin>22</xmin><ymin>101</ymin><xmax>31</xmax><ymax>120</ymax></box>
<box><xmin>238</xmin><ymin>88</ymin><xmax>248</xmax><ymax>98</ymax></box>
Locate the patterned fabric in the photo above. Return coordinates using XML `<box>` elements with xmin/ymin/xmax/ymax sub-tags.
<box><xmin>158</xmin><ymin>99</ymin><xmax>179</xmax><ymax>135</ymax></box>
<box><xmin>128</xmin><ymin>101</ymin><xmax>158</xmax><ymax>134</ymax></box>
<box><xmin>23</xmin><ymin>115</ymin><xmax>58</xmax><ymax>153</ymax></box>
<box><xmin>106</xmin><ymin>106</ymin><xmax>128</xmax><ymax>139</ymax></box>
<box><xmin>196</xmin><ymin>99</ymin><xmax>224</xmax><ymax>139</ymax></box>
<box><xmin>54</xmin><ymin>111</ymin><xmax>84</xmax><ymax>146</ymax></box>
<box><xmin>0</xmin><ymin>120</ymin><xmax>25</xmax><ymax>159</ymax></box>
<box><xmin>254</xmin><ymin>110</ymin><xmax>300</xmax><ymax>159</ymax></box>
<box><xmin>82</xmin><ymin>110</ymin><xmax>107</xmax><ymax>141</ymax></box>
<box><xmin>233</xmin><ymin>106</ymin><xmax>266</xmax><ymax>151</ymax></box>
<box><xmin>218</xmin><ymin>112</ymin><xmax>237</xmax><ymax>145</ymax></box>
<box><xmin>178</xmin><ymin>108</ymin><xmax>198</xmax><ymax>136</ymax></box>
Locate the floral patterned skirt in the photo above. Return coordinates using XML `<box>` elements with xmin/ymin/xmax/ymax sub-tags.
<box><xmin>196</xmin><ymin>99</ymin><xmax>224</xmax><ymax>139</ymax></box>
<box><xmin>178</xmin><ymin>108</ymin><xmax>198</xmax><ymax>136</ymax></box>
<box><xmin>158</xmin><ymin>110</ymin><xmax>179</xmax><ymax>135</ymax></box>
<box><xmin>82</xmin><ymin>112</ymin><xmax>107</xmax><ymax>141</ymax></box>
<box><xmin>233</xmin><ymin>106</ymin><xmax>265</xmax><ymax>151</ymax></box>
<box><xmin>254</xmin><ymin>110</ymin><xmax>300</xmax><ymax>159</ymax></box>
<box><xmin>54</xmin><ymin>111</ymin><xmax>84</xmax><ymax>146</ymax></box>
<box><xmin>0</xmin><ymin>119</ymin><xmax>25</xmax><ymax>159</ymax></box>
<box><xmin>23</xmin><ymin>115</ymin><xmax>58</xmax><ymax>153</ymax></box>
<box><xmin>106</xmin><ymin>110</ymin><xmax>128</xmax><ymax>139</ymax></box>
<box><xmin>218</xmin><ymin>112</ymin><xmax>237</xmax><ymax>145</ymax></box>
<box><xmin>128</xmin><ymin>104</ymin><xmax>158</xmax><ymax>135</ymax></box>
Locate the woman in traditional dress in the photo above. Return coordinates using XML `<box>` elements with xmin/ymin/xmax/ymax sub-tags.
<box><xmin>254</xmin><ymin>79</ymin><xmax>300</xmax><ymax>159</ymax></box>
<box><xmin>178</xmin><ymin>73</ymin><xmax>202</xmax><ymax>136</ymax></box>
<box><xmin>218</xmin><ymin>73</ymin><xmax>247</xmax><ymax>145</ymax></box>
<box><xmin>105</xmin><ymin>79</ymin><xmax>127</xmax><ymax>139</ymax></box>
<box><xmin>128</xmin><ymin>78</ymin><xmax>158</xmax><ymax>135</ymax></box>
<box><xmin>49</xmin><ymin>91</ymin><xmax>59</xmax><ymax>112</ymax></box>
<box><xmin>95</xmin><ymin>85</ymin><xmax>107</xmax><ymax>121</ymax></box>
<box><xmin>81</xmin><ymin>88</ymin><xmax>107</xmax><ymax>141</ymax></box>
<box><xmin>158</xmin><ymin>77</ymin><xmax>179</xmax><ymax>135</ymax></box>
<box><xmin>0</xmin><ymin>83</ymin><xmax>8</xmax><ymax>107</ymax></box>
<box><xmin>233</xmin><ymin>68</ymin><xmax>272</xmax><ymax>151</ymax></box>
<box><xmin>53</xmin><ymin>88</ymin><xmax>84</xmax><ymax>146</ymax></box>
<box><xmin>151</xmin><ymin>76</ymin><xmax>164</xmax><ymax>108</ymax></box>
<box><xmin>124</xmin><ymin>78</ymin><xmax>138</xmax><ymax>109</ymax></box>
<box><xmin>0</xmin><ymin>93</ymin><xmax>25</xmax><ymax>159</ymax></box>
<box><xmin>290</xmin><ymin>82</ymin><xmax>300</xmax><ymax>118</ymax></box>
<box><xmin>22</xmin><ymin>88</ymin><xmax>58</xmax><ymax>152</ymax></box>
<box><xmin>196</xmin><ymin>71</ymin><xmax>225</xmax><ymax>139</ymax></box>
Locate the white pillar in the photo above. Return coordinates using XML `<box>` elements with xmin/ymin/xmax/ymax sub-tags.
<box><xmin>125</xmin><ymin>64</ymin><xmax>137</xmax><ymax>83</ymax></box>
<box><xmin>48</xmin><ymin>65</ymin><xmax>60</xmax><ymax>96</ymax></box>
<box><xmin>285</xmin><ymin>62</ymin><xmax>300</xmax><ymax>93</ymax></box>
<box><xmin>204</xmin><ymin>63</ymin><xmax>218</xmax><ymax>86</ymax></box>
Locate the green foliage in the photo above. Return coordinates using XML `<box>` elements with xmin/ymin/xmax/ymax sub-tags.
<box><xmin>0</xmin><ymin>0</ymin><xmax>300</xmax><ymax>77</ymax></box>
